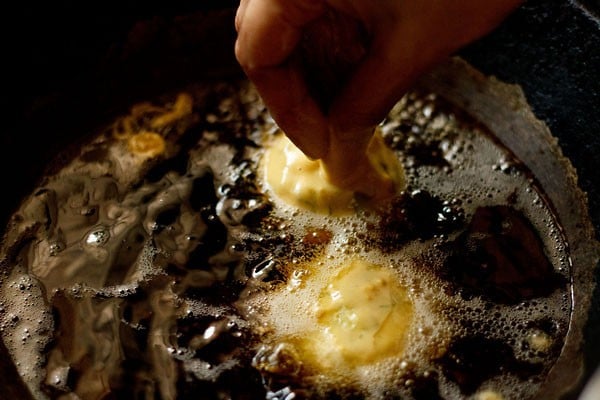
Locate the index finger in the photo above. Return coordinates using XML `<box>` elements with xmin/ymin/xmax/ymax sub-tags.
<box><xmin>235</xmin><ymin>0</ymin><xmax>330</xmax><ymax>158</ymax></box>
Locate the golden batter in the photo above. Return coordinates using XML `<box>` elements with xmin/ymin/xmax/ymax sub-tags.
<box><xmin>262</xmin><ymin>129</ymin><xmax>405</xmax><ymax>215</ymax></box>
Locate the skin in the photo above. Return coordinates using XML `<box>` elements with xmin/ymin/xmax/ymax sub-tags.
<box><xmin>235</xmin><ymin>0</ymin><xmax>524</xmax><ymax>198</ymax></box>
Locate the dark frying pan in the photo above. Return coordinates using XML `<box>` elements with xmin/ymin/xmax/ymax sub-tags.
<box><xmin>1</xmin><ymin>0</ymin><xmax>598</xmax><ymax>398</ymax></box>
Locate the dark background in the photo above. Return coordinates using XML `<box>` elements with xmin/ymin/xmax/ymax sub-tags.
<box><xmin>0</xmin><ymin>0</ymin><xmax>598</xmax><ymax>398</ymax></box>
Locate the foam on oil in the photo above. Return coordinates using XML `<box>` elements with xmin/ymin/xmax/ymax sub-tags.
<box><xmin>0</xmin><ymin>82</ymin><xmax>572</xmax><ymax>400</ymax></box>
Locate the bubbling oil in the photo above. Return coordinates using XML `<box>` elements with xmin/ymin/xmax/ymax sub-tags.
<box><xmin>0</xmin><ymin>81</ymin><xmax>572</xmax><ymax>400</ymax></box>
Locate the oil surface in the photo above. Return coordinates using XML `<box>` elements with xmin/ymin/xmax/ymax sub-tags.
<box><xmin>0</xmin><ymin>82</ymin><xmax>572</xmax><ymax>400</ymax></box>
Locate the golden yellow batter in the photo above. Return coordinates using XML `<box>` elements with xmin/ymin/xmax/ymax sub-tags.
<box><xmin>299</xmin><ymin>257</ymin><xmax>413</xmax><ymax>369</ymax></box>
<box><xmin>262</xmin><ymin>129</ymin><xmax>405</xmax><ymax>215</ymax></box>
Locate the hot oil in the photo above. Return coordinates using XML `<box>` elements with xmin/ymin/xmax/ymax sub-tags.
<box><xmin>243</xmin><ymin>92</ymin><xmax>571</xmax><ymax>400</ymax></box>
<box><xmin>0</xmin><ymin>82</ymin><xmax>572</xmax><ymax>400</ymax></box>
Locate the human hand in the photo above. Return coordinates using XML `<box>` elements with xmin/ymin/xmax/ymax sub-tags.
<box><xmin>235</xmin><ymin>0</ymin><xmax>523</xmax><ymax>195</ymax></box>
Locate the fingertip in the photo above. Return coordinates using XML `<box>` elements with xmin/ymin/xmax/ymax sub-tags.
<box><xmin>274</xmin><ymin>114</ymin><xmax>330</xmax><ymax>160</ymax></box>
